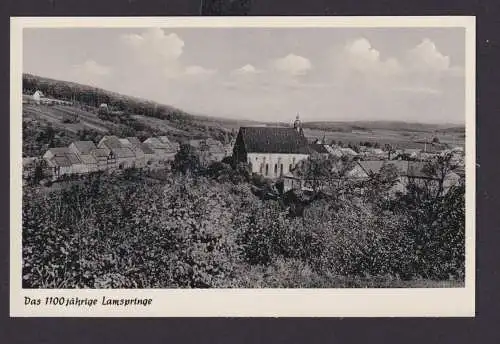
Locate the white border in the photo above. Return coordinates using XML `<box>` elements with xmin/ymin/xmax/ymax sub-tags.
<box><xmin>10</xmin><ymin>16</ymin><xmax>476</xmax><ymax>317</ymax></box>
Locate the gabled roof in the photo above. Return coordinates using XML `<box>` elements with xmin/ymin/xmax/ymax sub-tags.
<box><xmin>357</xmin><ymin>160</ymin><xmax>438</xmax><ymax>179</ymax></box>
<box><xmin>404</xmin><ymin>148</ymin><xmax>421</xmax><ymax>154</ymax></box>
<box><xmin>45</xmin><ymin>148</ymin><xmax>81</xmax><ymax>165</ymax></box>
<box><xmin>112</xmin><ymin>147</ymin><xmax>136</xmax><ymax>159</ymax></box>
<box><xmin>49</xmin><ymin>156</ymin><xmax>73</xmax><ymax>167</ymax></box>
<box><xmin>91</xmin><ymin>148</ymin><xmax>110</xmax><ymax>158</ymax></box>
<box><xmin>99</xmin><ymin>136</ymin><xmax>123</xmax><ymax>149</ymax></box>
<box><xmin>119</xmin><ymin>138</ymin><xmax>131</xmax><ymax>146</ymax></box>
<box><xmin>143</xmin><ymin>137</ymin><xmax>167</xmax><ymax>148</ymax></box>
<box><xmin>46</xmin><ymin>147</ymin><xmax>72</xmax><ymax>156</ymax></box>
<box><xmin>126</xmin><ymin>137</ymin><xmax>142</xmax><ymax>146</ymax></box>
<box><xmin>238</xmin><ymin>127</ymin><xmax>310</xmax><ymax>154</ymax></box>
<box><xmin>309</xmin><ymin>143</ymin><xmax>330</xmax><ymax>154</ymax></box>
<box><xmin>71</xmin><ymin>141</ymin><xmax>97</xmax><ymax>155</ymax></box>
<box><xmin>78</xmin><ymin>154</ymin><xmax>98</xmax><ymax>165</ymax></box>
<box><xmin>340</xmin><ymin>147</ymin><xmax>358</xmax><ymax>156</ymax></box>
<box><xmin>65</xmin><ymin>153</ymin><xmax>82</xmax><ymax>165</ymax></box>
<box><xmin>138</xmin><ymin>142</ymin><xmax>155</xmax><ymax>155</ymax></box>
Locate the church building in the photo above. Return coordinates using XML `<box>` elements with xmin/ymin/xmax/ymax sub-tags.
<box><xmin>233</xmin><ymin>114</ymin><xmax>310</xmax><ymax>178</ymax></box>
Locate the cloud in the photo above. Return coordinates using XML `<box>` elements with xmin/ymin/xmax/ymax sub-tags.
<box><xmin>232</xmin><ymin>64</ymin><xmax>260</xmax><ymax>75</ymax></box>
<box><xmin>73</xmin><ymin>59</ymin><xmax>111</xmax><ymax>76</ymax></box>
<box><xmin>184</xmin><ymin>65</ymin><xmax>217</xmax><ymax>77</ymax></box>
<box><xmin>342</xmin><ymin>38</ymin><xmax>402</xmax><ymax>76</ymax></box>
<box><xmin>70</xmin><ymin>59</ymin><xmax>111</xmax><ymax>86</ymax></box>
<box><xmin>121</xmin><ymin>28</ymin><xmax>184</xmax><ymax>61</ymax></box>
<box><xmin>272</xmin><ymin>54</ymin><xmax>312</xmax><ymax>76</ymax></box>
<box><xmin>121</xmin><ymin>28</ymin><xmax>217</xmax><ymax>80</ymax></box>
<box><xmin>407</xmin><ymin>38</ymin><xmax>451</xmax><ymax>72</ymax></box>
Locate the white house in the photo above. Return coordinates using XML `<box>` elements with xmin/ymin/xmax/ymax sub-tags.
<box><xmin>33</xmin><ymin>90</ymin><xmax>44</xmax><ymax>105</ymax></box>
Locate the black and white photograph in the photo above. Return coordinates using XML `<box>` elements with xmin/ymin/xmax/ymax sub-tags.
<box><xmin>11</xmin><ymin>17</ymin><xmax>475</xmax><ymax>316</ymax></box>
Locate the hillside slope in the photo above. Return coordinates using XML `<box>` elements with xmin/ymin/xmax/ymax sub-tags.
<box><xmin>22</xmin><ymin>74</ymin><xmax>237</xmax><ymax>157</ymax></box>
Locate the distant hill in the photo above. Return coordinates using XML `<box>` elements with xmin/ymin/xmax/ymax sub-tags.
<box><xmin>22</xmin><ymin>74</ymin><xmax>240</xmax><ymax>157</ymax></box>
<box><xmin>23</xmin><ymin>73</ymin><xmax>195</xmax><ymax>123</ymax></box>
<box><xmin>302</xmin><ymin>120</ymin><xmax>465</xmax><ymax>133</ymax></box>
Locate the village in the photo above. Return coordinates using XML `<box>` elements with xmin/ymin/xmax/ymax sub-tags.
<box><xmin>22</xmin><ymin>90</ymin><xmax>465</xmax><ymax>197</ymax></box>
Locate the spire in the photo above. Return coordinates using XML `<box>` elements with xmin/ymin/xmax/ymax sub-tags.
<box><xmin>293</xmin><ymin>112</ymin><xmax>302</xmax><ymax>133</ymax></box>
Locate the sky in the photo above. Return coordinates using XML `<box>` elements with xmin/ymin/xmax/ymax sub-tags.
<box><xmin>23</xmin><ymin>27</ymin><xmax>466</xmax><ymax>124</ymax></box>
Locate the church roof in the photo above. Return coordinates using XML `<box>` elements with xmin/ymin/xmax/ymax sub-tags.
<box><xmin>238</xmin><ymin>127</ymin><xmax>310</xmax><ymax>154</ymax></box>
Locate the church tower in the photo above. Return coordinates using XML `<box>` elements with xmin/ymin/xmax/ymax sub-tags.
<box><xmin>293</xmin><ymin>113</ymin><xmax>304</xmax><ymax>136</ymax></box>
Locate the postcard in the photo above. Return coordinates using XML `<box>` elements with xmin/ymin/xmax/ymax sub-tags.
<box><xmin>10</xmin><ymin>16</ymin><xmax>475</xmax><ymax>317</ymax></box>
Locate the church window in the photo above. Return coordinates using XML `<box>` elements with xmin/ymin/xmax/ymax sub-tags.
<box><xmin>289</xmin><ymin>164</ymin><xmax>293</xmax><ymax>172</ymax></box>
<box><xmin>280</xmin><ymin>164</ymin><xmax>283</xmax><ymax>175</ymax></box>
<box><xmin>265</xmin><ymin>164</ymin><xmax>269</xmax><ymax>175</ymax></box>
<box><xmin>274</xmin><ymin>164</ymin><xmax>278</xmax><ymax>175</ymax></box>
<box><xmin>260</xmin><ymin>163</ymin><xmax>264</xmax><ymax>174</ymax></box>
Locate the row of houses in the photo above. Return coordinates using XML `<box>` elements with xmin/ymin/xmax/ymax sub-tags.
<box><xmin>24</xmin><ymin>134</ymin><xmax>232</xmax><ymax>181</ymax></box>
<box><xmin>283</xmin><ymin>160</ymin><xmax>462</xmax><ymax>195</ymax></box>
<box><xmin>309</xmin><ymin>141</ymin><xmax>459</xmax><ymax>162</ymax></box>
<box><xmin>40</xmin><ymin>135</ymin><xmax>176</xmax><ymax>179</ymax></box>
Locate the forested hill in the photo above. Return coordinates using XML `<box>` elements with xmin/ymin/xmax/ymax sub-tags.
<box><xmin>23</xmin><ymin>73</ymin><xmax>194</xmax><ymax>123</ymax></box>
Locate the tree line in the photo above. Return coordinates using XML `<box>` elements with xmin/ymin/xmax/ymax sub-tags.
<box><xmin>22</xmin><ymin>148</ymin><xmax>465</xmax><ymax>288</ymax></box>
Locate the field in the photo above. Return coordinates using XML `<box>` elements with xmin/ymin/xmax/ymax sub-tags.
<box><xmin>302</xmin><ymin>127</ymin><xmax>465</xmax><ymax>149</ymax></box>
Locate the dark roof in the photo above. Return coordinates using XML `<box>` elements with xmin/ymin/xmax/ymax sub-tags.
<box><xmin>138</xmin><ymin>143</ymin><xmax>155</xmax><ymax>155</ymax></box>
<box><xmin>65</xmin><ymin>153</ymin><xmax>82</xmax><ymax>165</ymax></box>
<box><xmin>50</xmin><ymin>156</ymin><xmax>72</xmax><ymax>167</ymax></box>
<box><xmin>91</xmin><ymin>148</ymin><xmax>110</xmax><ymax>158</ymax></box>
<box><xmin>309</xmin><ymin>143</ymin><xmax>329</xmax><ymax>154</ymax></box>
<box><xmin>144</xmin><ymin>137</ymin><xmax>167</xmax><ymax>148</ymax></box>
<box><xmin>46</xmin><ymin>147</ymin><xmax>71</xmax><ymax>156</ymax></box>
<box><xmin>357</xmin><ymin>161</ymin><xmax>436</xmax><ymax>179</ymax></box>
<box><xmin>100</xmin><ymin>136</ymin><xmax>123</xmax><ymax>149</ymax></box>
<box><xmin>112</xmin><ymin>147</ymin><xmax>136</xmax><ymax>159</ymax></box>
<box><xmin>126</xmin><ymin>137</ymin><xmax>142</xmax><ymax>146</ymax></box>
<box><xmin>71</xmin><ymin>141</ymin><xmax>97</xmax><ymax>155</ymax></box>
<box><xmin>238</xmin><ymin>127</ymin><xmax>310</xmax><ymax>154</ymax></box>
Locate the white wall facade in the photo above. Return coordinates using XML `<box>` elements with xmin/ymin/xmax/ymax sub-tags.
<box><xmin>247</xmin><ymin>153</ymin><xmax>309</xmax><ymax>178</ymax></box>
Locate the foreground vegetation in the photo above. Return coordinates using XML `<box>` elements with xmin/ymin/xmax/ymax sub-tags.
<box><xmin>22</xmin><ymin>151</ymin><xmax>465</xmax><ymax>288</ymax></box>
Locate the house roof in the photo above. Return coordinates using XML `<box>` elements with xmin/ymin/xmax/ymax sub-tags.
<box><xmin>71</xmin><ymin>141</ymin><xmax>97</xmax><ymax>155</ymax></box>
<box><xmin>91</xmin><ymin>148</ymin><xmax>110</xmax><ymax>158</ymax></box>
<box><xmin>357</xmin><ymin>160</ymin><xmax>437</xmax><ymax>179</ymax></box>
<box><xmin>309</xmin><ymin>143</ymin><xmax>330</xmax><ymax>154</ymax></box>
<box><xmin>238</xmin><ymin>127</ymin><xmax>310</xmax><ymax>154</ymax></box>
<box><xmin>65</xmin><ymin>153</ymin><xmax>82</xmax><ymax>165</ymax></box>
<box><xmin>119</xmin><ymin>138</ymin><xmax>131</xmax><ymax>146</ymax></box>
<box><xmin>138</xmin><ymin>142</ymin><xmax>155</xmax><ymax>155</ymax></box>
<box><xmin>49</xmin><ymin>156</ymin><xmax>73</xmax><ymax>167</ymax></box>
<box><xmin>78</xmin><ymin>154</ymin><xmax>98</xmax><ymax>165</ymax></box>
<box><xmin>340</xmin><ymin>147</ymin><xmax>358</xmax><ymax>156</ymax></box>
<box><xmin>126</xmin><ymin>137</ymin><xmax>142</xmax><ymax>146</ymax></box>
<box><xmin>112</xmin><ymin>147</ymin><xmax>136</xmax><ymax>159</ymax></box>
<box><xmin>45</xmin><ymin>148</ymin><xmax>81</xmax><ymax>165</ymax></box>
<box><xmin>143</xmin><ymin>137</ymin><xmax>167</xmax><ymax>148</ymax></box>
<box><xmin>46</xmin><ymin>147</ymin><xmax>72</xmax><ymax>156</ymax></box>
<box><xmin>99</xmin><ymin>136</ymin><xmax>123</xmax><ymax>149</ymax></box>
<box><xmin>403</xmin><ymin>148</ymin><xmax>421</xmax><ymax>154</ymax></box>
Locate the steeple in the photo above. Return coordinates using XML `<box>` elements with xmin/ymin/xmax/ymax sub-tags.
<box><xmin>293</xmin><ymin>112</ymin><xmax>302</xmax><ymax>132</ymax></box>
